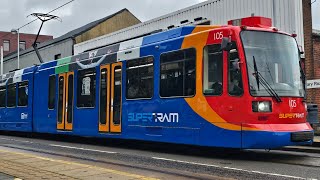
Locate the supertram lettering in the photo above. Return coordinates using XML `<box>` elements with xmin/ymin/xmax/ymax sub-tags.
<box><xmin>128</xmin><ymin>113</ymin><xmax>153</xmax><ymax>122</ymax></box>
<box><xmin>153</xmin><ymin>113</ymin><xmax>179</xmax><ymax>123</ymax></box>
<box><xmin>279</xmin><ymin>113</ymin><xmax>305</xmax><ymax>119</ymax></box>
<box><xmin>128</xmin><ymin>113</ymin><xmax>179</xmax><ymax>123</ymax></box>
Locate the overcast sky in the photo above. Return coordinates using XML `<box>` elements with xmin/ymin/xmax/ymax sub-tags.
<box><xmin>0</xmin><ymin>0</ymin><xmax>319</xmax><ymax>38</ymax></box>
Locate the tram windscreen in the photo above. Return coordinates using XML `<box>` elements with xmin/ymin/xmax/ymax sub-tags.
<box><xmin>241</xmin><ymin>31</ymin><xmax>305</xmax><ymax>97</ymax></box>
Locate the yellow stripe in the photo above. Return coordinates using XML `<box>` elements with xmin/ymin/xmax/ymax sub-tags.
<box><xmin>0</xmin><ymin>149</ymin><xmax>158</xmax><ymax>180</ymax></box>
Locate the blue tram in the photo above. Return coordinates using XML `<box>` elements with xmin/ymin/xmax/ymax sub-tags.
<box><xmin>0</xmin><ymin>17</ymin><xmax>314</xmax><ymax>149</ymax></box>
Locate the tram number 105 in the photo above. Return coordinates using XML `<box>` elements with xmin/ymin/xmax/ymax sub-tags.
<box><xmin>289</xmin><ymin>100</ymin><xmax>297</xmax><ymax>108</ymax></box>
<box><xmin>213</xmin><ymin>32</ymin><xmax>224</xmax><ymax>40</ymax></box>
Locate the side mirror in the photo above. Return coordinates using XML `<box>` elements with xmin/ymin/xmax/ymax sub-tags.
<box><xmin>221</xmin><ymin>37</ymin><xmax>232</xmax><ymax>51</ymax></box>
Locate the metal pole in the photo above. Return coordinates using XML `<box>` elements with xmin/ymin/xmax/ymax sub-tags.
<box><xmin>1</xmin><ymin>46</ymin><xmax>3</xmax><ymax>75</ymax></box>
<box><xmin>17</xmin><ymin>29</ymin><xmax>20</xmax><ymax>69</ymax></box>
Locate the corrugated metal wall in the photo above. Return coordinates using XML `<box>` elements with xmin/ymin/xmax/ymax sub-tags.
<box><xmin>74</xmin><ymin>0</ymin><xmax>304</xmax><ymax>55</ymax></box>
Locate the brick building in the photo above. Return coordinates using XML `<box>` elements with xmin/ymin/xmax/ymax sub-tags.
<box><xmin>0</xmin><ymin>31</ymin><xmax>53</xmax><ymax>56</ymax></box>
<box><xmin>311</xmin><ymin>29</ymin><xmax>320</xmax><ymax>109</ymax></box>
<box><xmin>303</xmin><ymin>0</ymin><xmax>320</xmax><ymax>123</ymax></box>
<box><xmin>303</xmin><ymin>0</ymin><xmax>314</xmax><ymax>102</ymax></box>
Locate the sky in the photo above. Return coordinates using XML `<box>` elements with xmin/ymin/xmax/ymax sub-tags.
<box><xmin>0</xmin><ymin>0</ymin><xmax>319</xmax><ymax>38</ymax></box>
<box><xmin>0</xmin><ymin>0</ymin><xmax>207</xmax><ymax>38</ymax></box>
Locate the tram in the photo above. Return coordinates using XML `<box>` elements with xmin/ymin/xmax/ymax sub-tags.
<box><xmin>0</xmin><ymin>16</ymin><xmax>314</xmax><ymax>149</ymax></box>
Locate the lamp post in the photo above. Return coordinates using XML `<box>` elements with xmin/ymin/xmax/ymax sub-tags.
<box><xmin>11</xmin><ymin>28</ymin><xmax>20</xmax><ymax>69</ymax></box>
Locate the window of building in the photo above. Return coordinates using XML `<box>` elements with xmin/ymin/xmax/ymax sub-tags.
<box><xmin>203</xmin><ymin>44</ymin><xmax>223</xmax><ymax>96</ymax></box>
<box><xmin>48</xmin><ymin>75</ymin><xmax>56</xmax><ymax>109</ymax></box>
<box><xmin>0</xmin><ymin>86</ymin><xmax>6</xmax><ymax>107</ymax></box>
<box><xmin>19</xmin><ymin>41</ymin><xmax>26</xmax><ymax>50</ymax></box>
<box><xmin>18</xmin><ymin>81</ymin><xmax>28</xmax><ymax>106</ymax></box>
<box><xmin>160</xmin><ymin>48</ymin><xmax>196</xmax><ymax>98</ymax></box>
<box><xmin>126</xmin><ymin>56</ymin><xmax>154</xmax><ymax>99</ymax></box>
<box><xmin>54</xmin><ymin>54</ymin><xmax>61</xmax><ymax>60</ymax></box>
<box><xmin>7</xmin><ymin>83</ymin><xmax>16</xmax><ymax>107</ymax></box>
<box><xmin>77</xmin><ymin>68</ymin><xmax>96</xmax><ymax>108</ymax></box>
<box><xmin>3</xmin><ymin>40</ymin><xmax>10</xmax><ymax>52</ymax></box>
<box><xmin>228</xmin><ymin>42</ymin><xmax>243</xmax><ymax>96</ymax></box>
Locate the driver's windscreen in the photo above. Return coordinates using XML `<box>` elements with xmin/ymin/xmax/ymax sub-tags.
<box><xmin>241</xmin><ymin>31</ymin><xmax>304</xmax><ymax>97</ymax></box>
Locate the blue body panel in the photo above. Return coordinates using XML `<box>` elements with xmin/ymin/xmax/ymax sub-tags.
<box><xmin>242</xmin><ymin>131</ymin><xmax>313</xmax><ymax>149</ymax></box>
<box><xmin>0</xmin><ymin>66</ymin><xmax>36</xmax><ymax>132</ymax></box>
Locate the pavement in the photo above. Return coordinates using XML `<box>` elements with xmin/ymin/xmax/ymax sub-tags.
<box><xmin>0</xmin><ymin>148</ymin><xmax>158</xmax><ymax>180</ymax></box>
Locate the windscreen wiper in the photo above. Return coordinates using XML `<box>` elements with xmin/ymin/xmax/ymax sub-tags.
<box><xmin>253</xmin><ymin>56</ymin><xmax>282</xmax><ymax>102</ymax></box>
<box><xmin>253</xmin><ymin>56</ymin><xmax>260</xmax><ymax>90</ymax></box>
<box><xmin>299</xmin><ymin>60</ymin><xmax>306</xmax><ymax>90</ymax></box>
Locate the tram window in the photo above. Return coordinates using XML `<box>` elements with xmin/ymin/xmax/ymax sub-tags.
<box><xmin>203</xmin><ymin>44</ymin><xmax>223</xmax><ymax>96</ymax></box>
<box><xmin>100</xmin><ymin>68</ymin><xmax>107</xmax><ymax>125</ymax></box>
<box><xmin>48</xmin><ymin>75</ymin><xmax>56</xmax><ymax>109</ymax></box>
<box><xmin>7</xmin><ymin>83</ymin><xmax>16</xmax><ymax>107</ymax></box>
<box><xmin>58</xmin><ymin>76</ymin><xmax>64</xmax><ymax>124</ymax></box>
<box><xmin>0</xmin><ymin>86</ymin><xmax>6</xmax><ymax>107</ymax></box>
<box><xmin>126</xmin><ymin>56</ymin><xmax>154</xmax><ymax>99</ymax></box>
<box><xmin>77</xmin><ymin>68</ymin><xmax>96</xmax><ymax>108</ymax></box>
<box><xmin>18</xmin><ymin>81</ymin><xmax>28</xmax><ymax>107</ymax></box>
<box><xmin>67</xmin><ymin>74</ymin><xmax>74</xmax><ymax>124</ymax></box>
<box><xmin>228</xmin><ymin>42</ymin><xmax>243</xmax><ymax>96</ymax></box>
<box><xmin>113</xmin><ymin>66</ymin><xmax>122</xmax><ymax>125</ymax></box>
<box><xmin>160</xmin><ymin>48</ymin><xmax>196</xmax><ymax>97</ymax></box>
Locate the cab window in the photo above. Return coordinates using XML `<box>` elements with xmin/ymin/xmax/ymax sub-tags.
<box><xmin>228</xmin><ymin>42</ymin><xmax>243</xmax><ymax>96</ymax></box>
<box><xmin>203</xmin><ymin>44</ymin><xmax>223</xmax><ymax>96</ymax></box>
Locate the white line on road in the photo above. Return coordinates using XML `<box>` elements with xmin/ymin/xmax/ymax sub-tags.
<box><xmin>49</xmin><ymin>144</ymin><xmax>118</xmax><ymax>154</ymax></box>
<box><xmin>152</xmin><ymin>157</ymin><xmax>312</xmax><ymax>180</ymax></box>
<box><xmin>0</xmin><ymin>137</ymin><xmax>118</xmax><ymax>154</ymax></box>
<box><xmin>0</xmin><ymin>137</ymin><xmax>33</xmax><ymax>144</ymax></box>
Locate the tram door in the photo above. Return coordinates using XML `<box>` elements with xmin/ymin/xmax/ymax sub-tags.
<box><xmin>99</xmin><ymin>62</ymin><xmax>122</xmax><ymax>133</ymax></box>
<box><xmin>57</xmin><ymin>72</ymin><xmax>74</xmax><ymax>131</ymax></box>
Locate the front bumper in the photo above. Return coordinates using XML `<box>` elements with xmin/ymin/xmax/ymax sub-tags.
<box><xmin>241</xmin><ymin>123</ymin><xmax>314</xmax><ymax>149</ymax></box>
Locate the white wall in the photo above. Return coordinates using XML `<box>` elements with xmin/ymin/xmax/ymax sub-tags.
<box><xmin>74</xmin><ymin>0</ymin><xmax>304</xmax><ymax>55</ymax></box>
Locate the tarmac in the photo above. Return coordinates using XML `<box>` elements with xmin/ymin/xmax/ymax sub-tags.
<box><xmin>0</xmin><ymin>136</ymin><xmax>319</xmax><ymax>180</ymax></box>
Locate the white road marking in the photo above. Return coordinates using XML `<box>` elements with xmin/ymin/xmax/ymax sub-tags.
<box><xmin>49</xmin><ymin>144</ymin><xmax>117</xmax><ymax>154</ymax></box>
<box><xmin>152</xmin><ymin>157</ymin><xmax>311</xmax><ymax>180</ymax></box>
<box><xmin>0</xmin><ymin>137</ymin><xmax>117</xmax><ymax>154</ymax></box>
<box><xmin>0</xmin><ymin>137</ymin><xmax>33</xmax><ymax>144</ymax></box>
<box><xmin>152</xmin><ymin>157</ymin><xmax>220</xmax><ymax>168</ymax></box>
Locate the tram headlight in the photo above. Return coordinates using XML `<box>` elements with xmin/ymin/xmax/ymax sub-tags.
<box><xmin>252</xmin><ymin>101</ymin><xmax>272</xmax><ymax>112</ymax></box>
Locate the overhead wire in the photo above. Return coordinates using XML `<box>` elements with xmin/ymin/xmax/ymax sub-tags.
<box><xmin>18</xmin><ymin>0</ymin><xmax>75</xmax><ymax>29</ymax></box>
